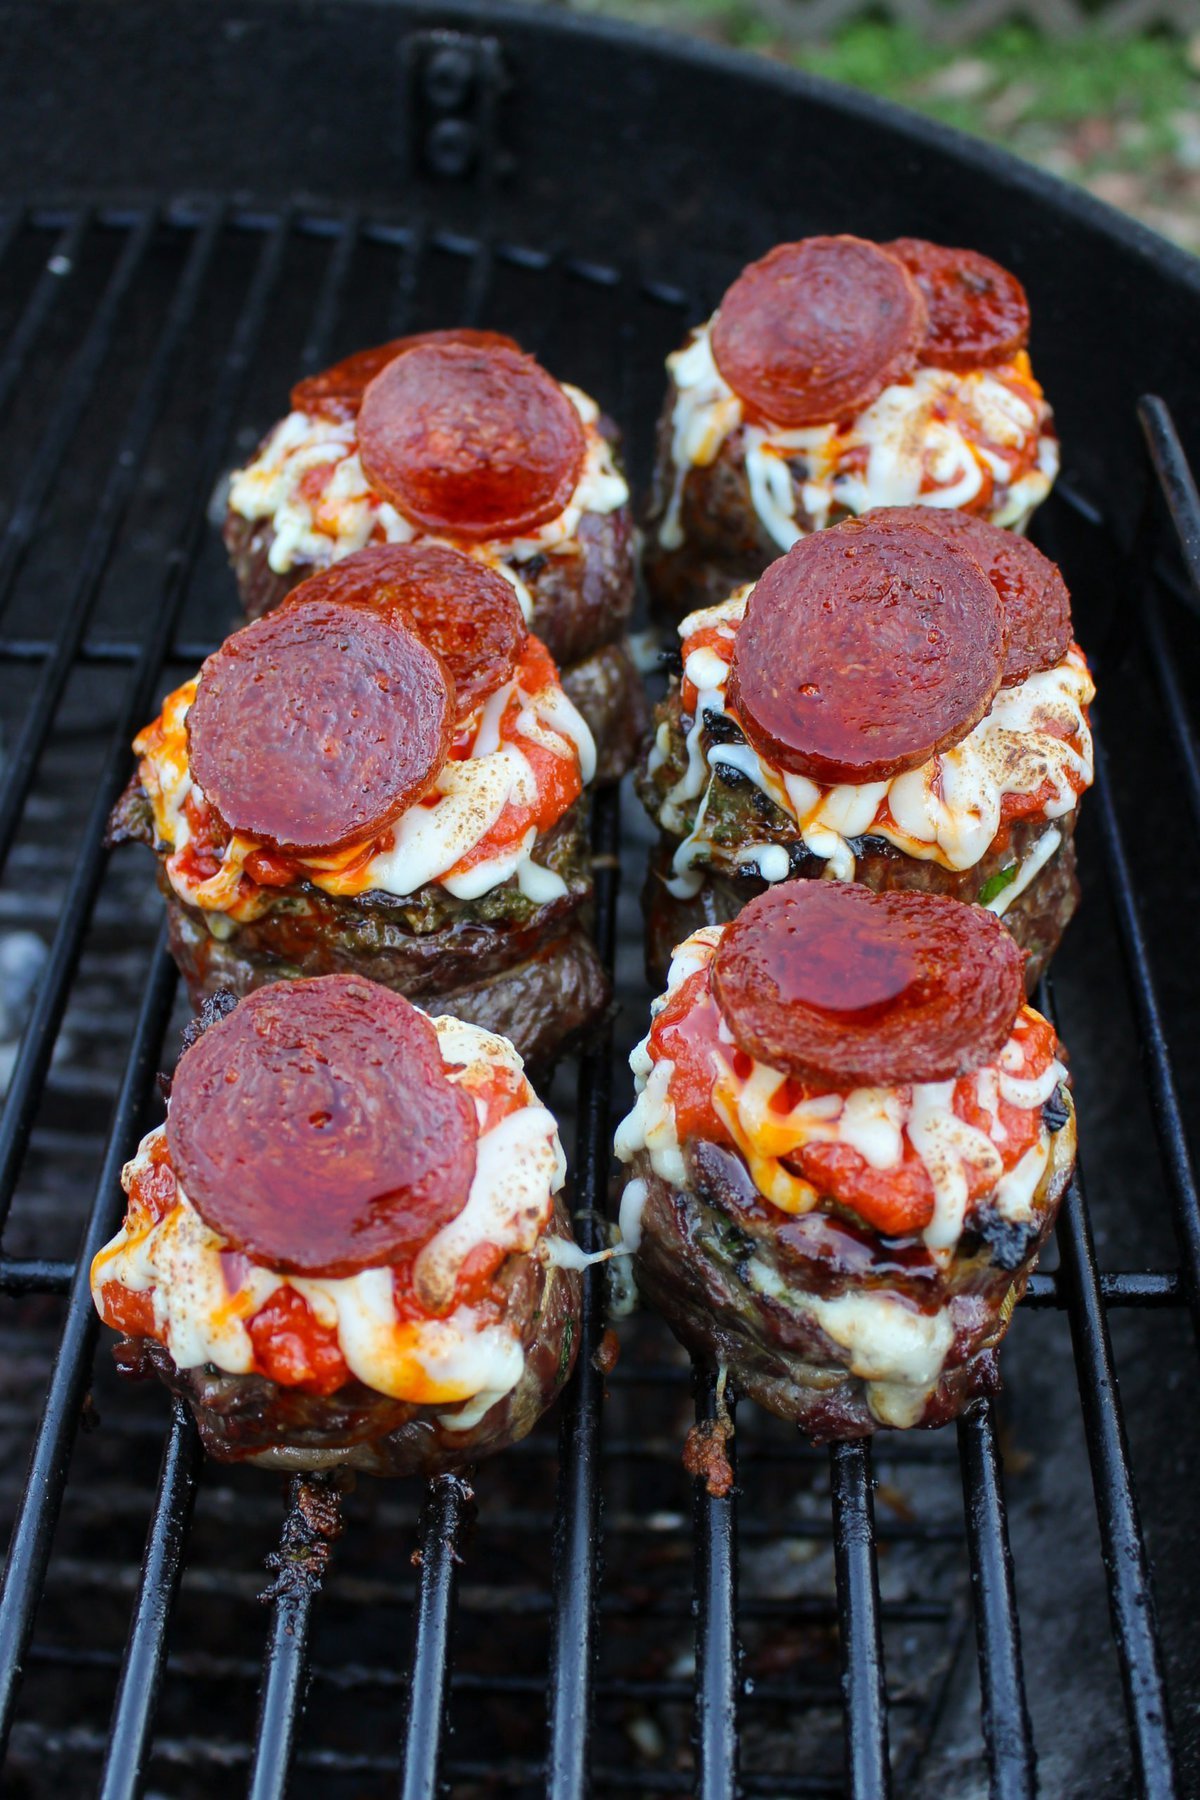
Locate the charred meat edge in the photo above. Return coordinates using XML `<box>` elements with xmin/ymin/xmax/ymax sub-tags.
<box><xmin>627</xmin><ymin>1095</ymin><xmax>1076</xmax><ymax>1441</ymax></box>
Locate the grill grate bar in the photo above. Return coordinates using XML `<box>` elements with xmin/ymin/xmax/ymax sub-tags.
<box><xmin>0</xmin><ymin>635</ymin><xmax>220</xmax><ymax>663</ymax></box>
<box><xmin>0</xmin><ymin>205</ymin><xmax>223</xmax><ymax>876</ymax></box>
<box><xmin>1139</xmin><ymin>397</ymin><xmax>1200</xmax><ymax>594</ymax></box>
<box><xmin>1090</xmin><ymin>735</ymin><xmax>1200</xmax><ymax>1349</ymax></box>
<box><xmin>693</xmin><ymin>1374</ymin><xmax>739</xmax><ymax>1800</ymax></box>
<box><xmin>1136</xmin><ymin>402</ymin><xmax>1200</xmax><ymax>831</ymax></box>
<box><xmin>0</xmin><ymin>197</ymin><xmax>1193</xmax><ymax>1800</ymax></box>
<box><xmin>398</xmin><ymin>1473</ymin><xmax>472</xmax><ymax>1800</ymax></box>
<box><xmin>0</xmin><ymin>1257</ymin><xmax>74</xmax><ymax>1294</ymax></box>
<box><xmin>0</xmin><ymin>211</ymin><xmax>154</xmax><ymax>651</ymax></box>
<box><xmin>0</xmin><ymin>937</ymin><xmax>178</xmax><ymax>1758</ymax></box>
<box><xmin>97</xmin><ymin>1399</ymin><xmax>202</xmax><ymax>1800</ymax></box>
<box><xmin>1040</xmin><ymin>975</ymin><xmax>1178</xmax><ymax>1797</ymax></box>
<box><xmin>546</xmin><ymin>782</ymin><xmax>621</xmax><ymax>1800</ymax></box>
<box><xmin>0</xmin><ymin>211</ymin><xmax>290</xmax><ymax>1234</ymax></box>
<box><xmin>829</xmin><ymin>1440</ymin><xmax>892</xmax><ymax>1797</ymax></box>
<box><xmin>957</xmin><ymin>1401</ymin><xmax>1035</xmax><ymax>1798</ymax></box>
<box><xmin>247</xmin><ymin>1563</ymin><xmax>316</xmax><ymax>1800</ymax></box>
<box><xmin>1025</xmin><ymin>1270</ymin><xmax>1183</xmax><ymax>1307</ymax></box>
<box><xmin>0</xmin><ymin>211</ymin><xmax>89</xmax><ymax>420</ymax></box>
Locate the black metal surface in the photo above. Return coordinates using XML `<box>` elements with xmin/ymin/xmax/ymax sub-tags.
<box><xmin>0</xmin><ymin>6</ymin><xmax>1197</xmax><ymax>1796</ymax></box>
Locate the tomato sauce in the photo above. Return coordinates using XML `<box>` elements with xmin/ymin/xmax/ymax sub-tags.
<box><xmin>647</xmin><ymin>957</ymin><xmax>1057</xmax><ymax>1236</ymax></box>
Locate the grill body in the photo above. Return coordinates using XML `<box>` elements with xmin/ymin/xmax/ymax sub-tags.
<box><xmin>0</xmin><ymin>4</ymin><xmax>1198</xmax><ymax>1796</ymax></box>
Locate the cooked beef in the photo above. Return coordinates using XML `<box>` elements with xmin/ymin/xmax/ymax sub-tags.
<box><xmin>111</xmin><ymin>783</ymin><xmax>610</xmax><ymax>1068</ymax></box>
<box><xmin>627</xmin><ymin>1098</ymin><xmax>1075</xmax><ymax>1441</ymax></box>
<box><xmin>642</xmin><ymin>385</ymin><xmax>818</xmax><ymax>621</ymax></box>
<box><xmin>560</xmin><ymin>636</ymin><xmax>649</xmax><ymax>787</ymax></box>
<box><xmin>114</xmin><ymin>1198</ymin><xmax>582</xmax><ymax>1474</ymax></box>
<box><xmin>637</xmin><ymin>688</ymin><xmax>1080</xmax><ymax>990</ymax></box>
<box><xmin>642</xmin><ymin>822</ymin><xmax>1078</xmax><ymax>997</ymax></box>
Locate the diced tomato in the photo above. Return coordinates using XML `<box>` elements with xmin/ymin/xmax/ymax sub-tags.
<box><xmin>680</xmin><ymin>624</ymin><xmax>734</xmax><ymax>715</ymax></box>
<box><xmin>791</xmin><ymin>1141</ymin><xmax>935</xmax><ymax>1236</ymax></box>
<box><xmin>99</xmin><ymin>1281</ymin><xmax>158</xmax><ymax>1339</ymax></box>
<box><xmin>453</xmin><ymin>1241</ymin><xmax>507</xmax><ymax>1308</ymax></box>
<box><xmin>246</xmin><ymin>1288</ymin><xmax>351</xmax><ymax>1397</ymax></box>
<box><xmin>651</xmin><ymin>971</ymin><xmax>733</xmax><ymax>1144</ymax></box>
<box><xmin>125</xmin><ymin>1136</ymin><xmax>179</xmax><ymax>1226</ymax></box>
<box><xmin>242</xmin><ymin>845</ymin><xmax>303</xmax><ymax>887</ymax></box>
<box><xmin>174</xmin><ymin>792</ymin><xmax>228</xmax><ymax>882</ymax></box>
<box><xmin>297</xmin><ymin>461</ymin><xmax>339</xmax><ymax>505</ymax></box>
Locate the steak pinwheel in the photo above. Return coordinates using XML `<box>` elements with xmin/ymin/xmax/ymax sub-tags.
<box><xmin>644</xmin><ymin>235</ymin><xmax>1058</xmax><ymax>618</ymax></box>
<box><xmin>638</xmin><ymin>512</ymin><xmax>1094</xmax><ymax>989</ymax></box>
<box><xmin>91</xmin><ymin>976</ymin><xmax>582</xmax><ymax>1473</ymax></box>
<box><xmin>223</xmin><ymin>329</ymin><xmax>644</xmax><ymax>781</ymax></box>
<box><xmin>108</xmin><ymin>547</ymin><xmax>607</xmax><ymax>1068</ymax></box>
<box><xmin>614</xmin><ymin>884</ymin><xmax>1077</xmax><ymax>1439</ymax></box>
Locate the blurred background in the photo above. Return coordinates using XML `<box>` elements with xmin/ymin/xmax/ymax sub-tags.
<box><xmin>551</xmin><ymin>0</ymin><xmax>1200</xmax><ymax>252</ymax></box>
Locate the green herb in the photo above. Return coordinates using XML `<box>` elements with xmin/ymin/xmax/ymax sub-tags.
<box><xmin>978</xmin><ymin>864</ymin><xmax>1019</xmax><ymax>906</ymax></box>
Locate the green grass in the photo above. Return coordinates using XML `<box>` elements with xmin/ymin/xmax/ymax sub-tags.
<box><xmin>795</xmin><ymin>22</ymin><xmax>1194</xmax><ymax>155</ymax></box>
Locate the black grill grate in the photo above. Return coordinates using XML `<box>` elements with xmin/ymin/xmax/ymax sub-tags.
<box><xmin>0</xmin><ymin>203</ymin><xmax>1196</xmax><ymax>1800</ymax></box>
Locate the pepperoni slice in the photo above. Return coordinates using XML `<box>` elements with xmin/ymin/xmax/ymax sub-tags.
<box><xmin>710</xmin><ymin>236</ymin><xmax>927</xmax><ymax>428</ymax></box>
<box><xmin>885</xmin><ymin>239</ymin><xmax>1030</xmax><ymax>371</ymax></box>
<box><xmin>727</xmin><ymin>516</ymin><xmax>1004</xmax><ymax>785</ymax></box>
<box><xmin>166</xmin><ymin>976</ymin><xmax>477</xmax><ymax>1278</ymax></box>
<box><xmin>284</xmin><ymin>544</ymin><xmax>526</xmax><ymax>720</ymax></box>
<box><xmin>291</xmin><ymin>329</ymin><xmax>520</xmax><ymax>421</ymax></box>
<box><xmin>357</xmin><ymin>341</ymin><xmax>586</xmax><ymax>540</ymax></box>
<box><xmin>187</xmin><ymin>598</ymin><xmax>453</xmax><ymax>856</ymax></box>
<box><xmin>866</xmin><ymin>506</ymin><xmax>1071</xmax><ymax>685</ymax></box>
<box><xmin>710</xmin><ymin>882</ymin><xmax>1025</xmax><ymax>1088</ymax></box>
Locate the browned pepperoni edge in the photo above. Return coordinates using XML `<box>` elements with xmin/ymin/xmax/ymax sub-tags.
<box><xmin>885</xmin><ymin>239</ymin><xmax>1030</xmax><ymax>371</ymax></box>
<box><xmin>357</xmin><ymin>341</ymin><xmax>587</xmax><ymax>540</ymax></box>
<box><xmin>186</xmin><ymin>597</ymin><xmax>453</xmax><ymax>856</ymax></box>
<box><xmin>291</xmin><ymin>329</ymin><xmax>521</xmax><ymax>421</ymax></box>
<box><xmin>710</xmin><ymin>881</ymin><xmax>1026</xmax><ymax>1088</ymax></box>
<box><xmin>865</xmin><ymin>506</ymin><xmax>1071</xmax><ymax>685</ymax></box>
<box><xmin>166</xmin><ymin>974</ymin><xmax>477</xmax><ymax>1278</ymax></box>
<box><xmin>283</xmin><ymin>543</ymin><xmax>526</xmax><ymax>720</ymax></box>
<box><xmin>710</xmin><ymin>236</ymin><xmax>927</xmax><ymax>428</ymax></box>
<box><xmin>726</xmin><ymin>515</ymin><xmax>1004</xmax><ymax>785</ymax></box>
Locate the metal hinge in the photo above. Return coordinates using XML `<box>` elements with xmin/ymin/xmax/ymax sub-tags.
<box><xmin>404</xmin><ymin>29</ymin><xmax>512</xmax><ymax>188</ymax></box>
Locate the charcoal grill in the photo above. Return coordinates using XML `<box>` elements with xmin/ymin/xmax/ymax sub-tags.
<box><xmin>0</xmin><ymin>2</ymin><xmax>1199</xmax><ymax>1795</ymax></box>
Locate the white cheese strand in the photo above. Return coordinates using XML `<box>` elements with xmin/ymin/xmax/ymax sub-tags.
<box><xmin>664</xmin><ymin>588</ymin><xmax>1093</xmax><ymax>880</ymax></box>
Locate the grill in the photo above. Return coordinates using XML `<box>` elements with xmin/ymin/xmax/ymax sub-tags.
<box><xmin>1</xmin><ymin>3</ymin><xmax>1199</xmax><ymax>1795</ymax></box>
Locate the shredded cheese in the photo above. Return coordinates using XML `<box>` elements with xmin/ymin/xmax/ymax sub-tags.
<box><xmin>658</xmin><ymin>587</ymin><xmax>1093</xmax><ymax>894</ymax></box>
<box><xmin>657</xmin><ymin>323</ymin><xmax>1058</xmax><ymax>553</ymax></box>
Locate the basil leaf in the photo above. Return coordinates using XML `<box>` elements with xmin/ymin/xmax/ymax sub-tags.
<box><xmin>979</xmin><ymin>863</ymin><xmax>1019</xmax><ymax>906</ymax></box>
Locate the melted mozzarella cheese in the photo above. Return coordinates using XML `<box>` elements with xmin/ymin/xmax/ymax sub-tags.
<box><xmin>91</xmin><ymin>1018</ymin><xmax>566</xmax><ymax>1419</ymax></box>
<box><xmin>614</xmin><ymin>925</ymin><xmax>1066</xmax><ymax>1263</ymax></box>
<box><xmin>661</xmin><ymin>588</ymin><xmax>1093</xmax><ymax>888</ymax></box>
<box><xmin>137</xmin><ymin>660</ymin><xmax>594</xmax><ymax>918</ymax></box>
<box><xmin>657</xmin><ymin>324</ymin><xmax>1058</xmax><ymax>552</ymax></box>
<box><xmin>745</xmin><ymin>1254</ymin><xmax>957</xmax><ymax>1428</ymax></box>
<box><xmin>228</xmin><ymin>384</ymin><xmax>628</xmax><ymax>577</ymax></box>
